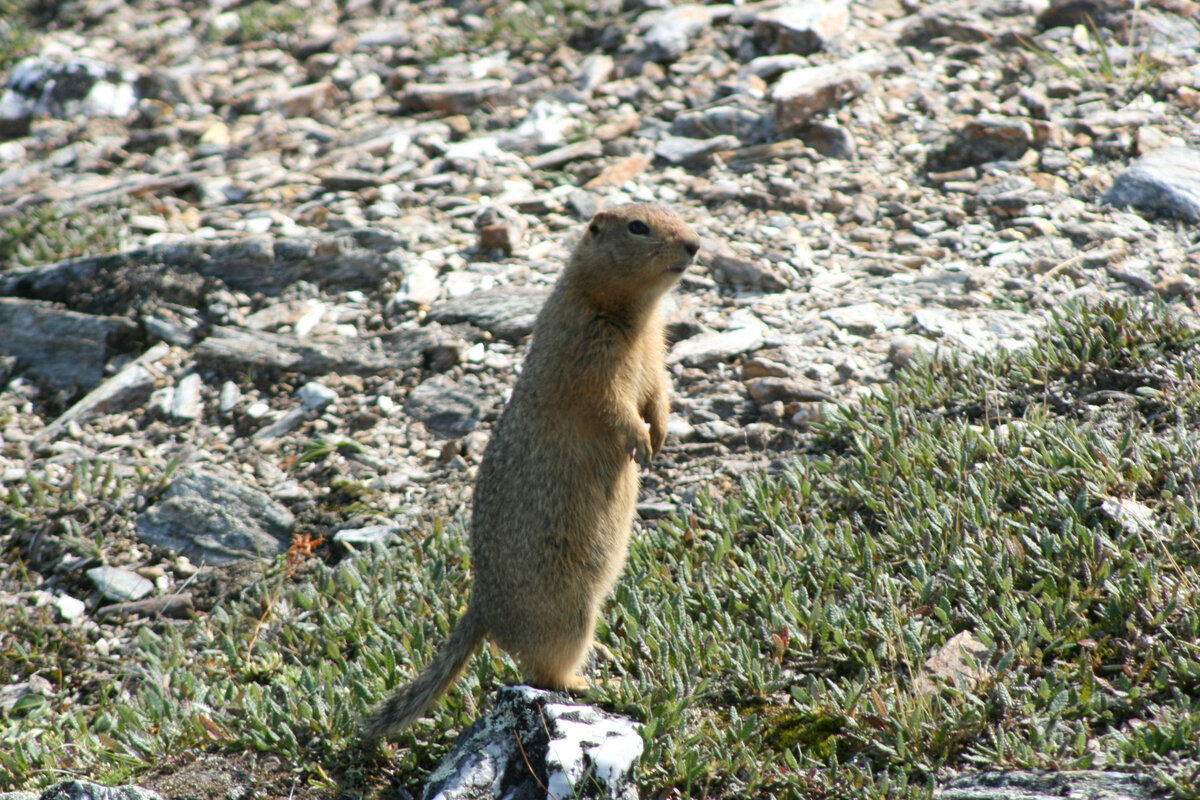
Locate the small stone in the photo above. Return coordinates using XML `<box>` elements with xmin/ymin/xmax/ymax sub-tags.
<box><xmin>274</xmin><ymin>81</ymin><xmax>337</xmax><ymax>118</ymax></box>
<box><xmin>754</xmin><ymin>0</ymin><xmax>850</xmax><ymax>55</ymax></box>
<box><xmin>298</xmin><ymin>381</ymin><xmax>337</xmax><ymax>411</ymax></box>
<box><xmin>406</xmin><ymin>79</ymin><xmax>514</xmax><ymax>115</ymax></box>
<box><xmin>405</xmin><ymin>375</ymin><xmax>482</xmax><ymax>438</ymax></box>
<box><xmin>218</xmin><ymin>381</ymin><xmax>242</xmax><ymax>415</ymax></box>
<box><xmin>170</xmin><ymin>373</ymin><xmax>204</xmax><ymax>420</ymax></box>
<box><xmin>334</xmin><ymin>524</ymin><xmax>401</xmax><ymax>549</ymax></box>
<box><xmin>55</xmin><ymin>594</ymin><xmax>87</xmax><ymax>622</ymax></box>
<box><xmin>822</xmin><ymin>303</ymin><xmax>908</xmax><ymax>335</ymax></box>
<box><xmin>655</xmin><ymin>134</ymin><xmax>740</xmax><ymax>164</ymax></box>
<box><xmin>642</xmin><ymin>4</ymin><xmax>715</xmax><ymax>62</ymax></box>
<box><xmin>668</xmin><ymin>320</ymin><xmax>767</xmax><ymax>367</ymax></box>
<box><xmin>772</xmin><ymin>64</ymin><xmax>871</xmax><ymax>133</ymax></box>
<box><xmin>87</xmin><ymin>567</ymin><xmax>155</xmax><ymax>602</ymax></box>
<box><xmin>1103</xmin><ymin>147</ymin><xmax>1200</xmax><ymax>222</ymax></box>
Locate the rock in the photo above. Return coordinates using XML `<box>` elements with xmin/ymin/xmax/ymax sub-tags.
<box><xmin>927</xmin><ymin>116</ymin><xmax>1060</xmax><ymax>172</ymax></box>
<box><xmin>655</xmin><ymin>134</ymin><xmax>741</xmax><ymax>164</ymax></box>
<box><xmin>426</xmin><ymin>287</ymin><xmax>548</xmax><ymax>342</ymax></box>
<box><xmin>0</xmin><ymin>674</ymin><xmax>53</xmax><ymax>713</ymax></box>
<box><xmin>32</xmin><ymin>343</ymin><xmax>169</xmax><ymax>448</ymax></box>
<box><xmin>272</xmin><ymin>81</ymin><xmax>337</xmax><ymax>117</ymax></box>
<box><xmin>422</xmin><ymin>686</ymin><xmax>642</xmax><ymax>800</ymax></box>
<box><xmin>406</xmin><ymin>80</ymin><xmax>515</xmax><ymax>115</ymax></box>
<box><xmin>333</xmin><ymin>524</ymin><xmax>401</xmax><ymax>549</ymax></box>
<box><xmin>474</xmin><ymin>205</ymin><xmax>529</xmax><ymax>257</ymax></box>
<box><xmin>135</xmin><ymin>467</ymin><xmax>295</xmax><ymax>566</ymax></box>
<box><xmin>746</xmin><ymin>376</ymin><xmax>834</xmax><ymax>404</ymax></box>
<box><xmin>584</xmin><ymin>154</ymin><xmax>652</xmax><ymax>189</ymax></box>
<box><xmin>937</xmin><ymin>772</ymin><xmax>1162</xmax><ymax>800</ymax></box>
<box><xmin>87</xmin><ymin>566</ymin><xmax>155</xmax><ymax>602</ymax></box>
<box><xmin>0</xmin><ymin>298</ymin><xmax>138</xmax><ymax>391</ymax></box>
<box><xmin>822</xmin><ymin>303</ymin><xmax>909</xmax><ymax>335</ymax></box>
<box><xmin>913</xmin><ymin>308</ymin><xmax>1043</xmax><ymax>354</ymax></box>
<box><xmin>670</xmin><ymin>98</ymin><xmax>773</xmax><ymax>142</ymax></box>
<box><xmin>94</xmin><ymin>593</ymin><xmax>195</xmax><ymax>621</ymax></box>
<box><xmin>298</xmin><ymin>380</ymin><xmax>337</xmax><ymax>410</ymax></box>
<box><xmin>39</xmin><ymin>781</ymin><xmax>164</xmax><ymax>800</ymax></box>
<box><xmin>1103</xmin><ymin>147</ymin><xmax>1200</xmax><ymax>222</ymax></box>
<box><xmin>169</xmin><ymin>373</ymin><xmax>204</xmax><ymax>420</ymax></box>
<box><xmin>405</xmin><ymin>374</ymin><xmax>483</xmax><ymax>439</ymax></box>
<box><xmin>772</xmin><ymin>64</ymin><xmax>871</xmax><ymax>133</ymax></box>
<box><xmin>915</xmin><ymin>630</ymin><xmax>989</xmax><ymax>694</ymax></box>
<box><xmin>0</xmin><ymin>57</ymin><xmax>139</xmax><ymax>138</ymax></box>
<box><xmin>529</xmin><ymin>140</ymin><xmax>603</xmax><ymax>171</ymax></box>
<box><xmin>668</xmin><ymin>318</ymin><xmax>767</xmax><ymax>367</ymax></box>
<box><xmin>753</xmin><ymin>0</ymin><xmax>851</xmax><ymax>55</ymax></box>
<box><xmin>642</xmin><ymin>4</ymin><xmax>715</xmax><ymax>62</ymax></box>
<box><xmin>196</xmin><ymin>325</ymin><xmax>396</xmax><ymax>374</ymax></box>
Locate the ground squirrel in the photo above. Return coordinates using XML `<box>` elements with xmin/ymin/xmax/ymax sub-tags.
<box><xmin>363</xmin><ymin>204</ymin><xmax>701</xmax><ymax>742</ymax></box>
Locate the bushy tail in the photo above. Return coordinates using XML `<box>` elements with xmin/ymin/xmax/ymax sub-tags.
<box><xmin>362</xmin><ymin>607</ymin><xmax>485</xmax><ymax>744</ymax></box>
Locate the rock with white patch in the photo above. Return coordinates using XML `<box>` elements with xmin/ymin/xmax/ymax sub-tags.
<box><xmin>422</xmin><ymin>686</ymin><xmax>643</xmax><ymax>800</ymax></box>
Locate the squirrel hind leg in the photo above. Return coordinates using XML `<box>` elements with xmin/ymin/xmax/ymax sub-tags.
<box><xmin>521</xmin><ymin>638</ymin><xmax>594</xmax><ymax>695</ymax></box>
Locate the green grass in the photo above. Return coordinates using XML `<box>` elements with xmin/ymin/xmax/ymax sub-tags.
<box><xmin>2</xmin><ymin>299</ymin><xmax>1199</xmax><ymax>798</ymax></box>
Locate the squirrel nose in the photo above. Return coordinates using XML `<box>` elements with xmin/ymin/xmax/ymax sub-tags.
<box><xmin>684</xmin><ymin>238</ymin><xmax>700</xmax><ymax>259</ymax></box>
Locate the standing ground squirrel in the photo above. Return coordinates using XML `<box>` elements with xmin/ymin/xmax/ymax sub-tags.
<box><xmin>363</xmin><ymin>204</ymin><xmax>701</xmax><ymax>742</ymax></box>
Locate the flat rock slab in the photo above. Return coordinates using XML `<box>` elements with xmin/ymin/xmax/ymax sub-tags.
<box><xmin>423</xmin><ymin>685</ymin><xmax>642</xmax><ymax>800</ymax></box>
<box><xmin>937</xmin><ymin>771</ymin><xmax>1161</xmax><ymax>800</ymax></box>
<box><xmin>135</xmin><ymin>467</ymin><xmax>294</xmax><ymax>565</ymax></box>
<box><xmin>0</xmin><ymin>297</ymin><xmax>137</xmax><ymax>390</ymax></box>
<box><xmin>196</xmin><ymin>325</ymin><xmax>397</xmax><ymax>375</ymax></box>
<box><xmin>426</xmin><ymin>287</ymin><xmax>548</xmax><ymax>342</ymax></box>
<box><xmin>1104</xmin><ymin>147</ymin><xmax>1200</xmax><ymax>223</ymax></box>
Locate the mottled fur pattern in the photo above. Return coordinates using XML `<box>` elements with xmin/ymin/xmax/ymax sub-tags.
<box><xmin>363</xmin><ymin>204</ymin><xmax>700</xmax><ymax>742</ymax></box>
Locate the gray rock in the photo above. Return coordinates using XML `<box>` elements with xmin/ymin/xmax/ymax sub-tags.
<box><xmin>86</xmin><ymin>566</ymin><xmax>154</xmax><ymax>602</ymax></box>
<box><xmin>422</xmin><ymin>686</ymin><xmax>642</xmax><ymax>800</ymax></box>
<box><xmin>297</xmin><ymin>380</ymin><xmax>337</xmax><ymax>410</ymax></box>
<box><xmin>169</xmin><ymin>373</ymin><xmax>204</xmax><ymax>420</ymax></box>
<box><xmin>196</xmin><ymin>325</ymin><xmax>395</xmax><ymax>375</ymax></box>
<box><xmin>0</xmin><ymin>57</ymin><xmax>139</xmax><ymax>138</ymax></box>
<box><xmin>822</xmin><ymin>303</ymin><xmax>909</xmax><ymax>335</ymax></box>
<box><xmin>32</xmin><ymin>343</ymin><xmax>168</xmax><ymax>449</ymax></box>
<box><xmin>655</xmin><ymin>134</ymin><xmax>740</xmax><ymax>164</ymax></box>
<box><xmin>670</xmin><ymin>98</ymin><xmax>773</xmax><ymax>143</ymax></box>
<box><xmin>668</xmin><ymin>320</ymin><xmax>766</xmax><ymax>367</ymax></box>
<box><xmin>135</xmin><ymin>467</ymin><xmax>295</xmax><ymax>565</ymax></box>
<box><xmin>642</xmin><ymin>4</ymin><xmax>715</xmax><ymax>62</ymax></box>
<box><xmin>405</xmin><ymin>374</ymin><xmax>483</xmax><ymax>439</ymax></box>
<box><xmin>0</xmin><ymin>298</ymin><xmax>138</xmax><ymax>390</ymax></box>
<box><xmin>753</xmin><ymin>0</ymin><xmax>850</xmax><ymax>55</ymax></box>
<box><xmin>39</xmin><ymin>781</ymin><xmax>163</xmax><ymax>800</ymax></box>
<box><xmin>1103</xmin><ymin>147</ymin><xmax>1200</xmax><ymax>223</ymax></box>
<box><xmin>937</xmin><ymin>771</ymin><xmax>1160</xmax><ymax>800</ymax></box>
<box><xmin>426</xmin><ymin>287</ymin><xmax>548</xmax><ymax>342</ymax></box>
<box><xmin>333</xmin><ymin>524</ymin><xmax>401</xmax><ymax>549</ymax></box>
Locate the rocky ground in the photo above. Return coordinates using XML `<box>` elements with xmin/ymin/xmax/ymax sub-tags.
<box><xmin>1</xmin><ymin>0</ymin><xmax>1199</xmax><ymax>796</ymax></box>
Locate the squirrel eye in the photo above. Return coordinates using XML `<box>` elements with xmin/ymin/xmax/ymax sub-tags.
<box><xmin>628</xmin><ymin>220</ymin><xmax>650</xmax><ymax>235</ymax></box>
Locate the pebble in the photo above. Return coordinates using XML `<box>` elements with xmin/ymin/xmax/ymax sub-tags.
<box><xmin>87</xmin><ymin>566</ymin><xmax>154</xmax><ymax>602</ymax></box>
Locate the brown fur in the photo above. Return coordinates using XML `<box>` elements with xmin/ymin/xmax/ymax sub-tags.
<box><xmin>363</xmin><ymin>204</ymin><xmax>700</xmax><ymax>742</ymax></box>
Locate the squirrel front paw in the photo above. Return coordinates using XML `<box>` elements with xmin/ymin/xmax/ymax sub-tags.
<box><xmin>627</xmin><ymin>425</ymin><xmax>654</xmax><ymax>467</ymax></box>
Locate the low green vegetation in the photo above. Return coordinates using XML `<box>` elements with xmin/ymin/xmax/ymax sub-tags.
<box><xmin>2</xmin><ymin>299</ymin><xmax>1199</xmax><ymax>798</ymax></box>
<box><xmin>0</xmin><ymin>204</ymin><xmax>128</xmax><ymax>269</ymax></box>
